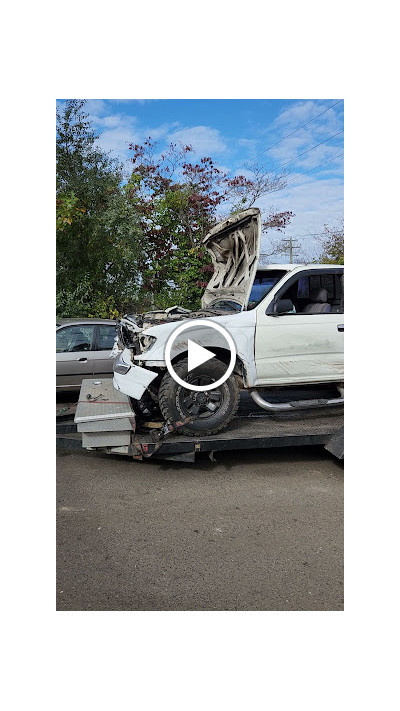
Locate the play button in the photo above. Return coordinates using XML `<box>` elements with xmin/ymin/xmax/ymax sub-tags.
<box><xmin>187</xmin><ymin>340</ymin><xmax>215</xmax><ymax>373</ymax></box>
<box><xmin>164</xmin><ymin>320</ymin><xmax>237</xmax><ymax>392</ymax></box>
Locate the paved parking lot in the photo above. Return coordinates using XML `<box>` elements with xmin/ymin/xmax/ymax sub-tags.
<box><xmin>57</xmin><ymin>445</ymin><xmax>343</xmax><ymax>611</ymax></box>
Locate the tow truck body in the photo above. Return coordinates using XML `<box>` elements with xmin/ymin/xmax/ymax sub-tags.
<box><xmin>57</xmin><ymin>379</ymin><xmax>343</xmax><ymax>462</ymax></box>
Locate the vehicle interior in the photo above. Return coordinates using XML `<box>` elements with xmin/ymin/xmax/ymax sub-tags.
<box><xmin>248</xmin><ymin>269</ymin><xmax>289</xmax><ymax>309</ymax></box>
<box><xmin>277</xmin><ymin>273</ymin><xmax>344</xmax><ymax>314</ymax></box>
<box><xmin>56</xmin><ymin>326</ymin><xmax>94</xmax><ymax>353</ymax></box>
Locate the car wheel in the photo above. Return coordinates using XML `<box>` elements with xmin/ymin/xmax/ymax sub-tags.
<box><xmin>131</xmin><ymin>384</ymin><xmax>161</xmax><ymax>421</ymax></box>
<box><xmin>158</xmin><ymin>358</ymin><xmax>239</xmax><ymax>436</ymax></box>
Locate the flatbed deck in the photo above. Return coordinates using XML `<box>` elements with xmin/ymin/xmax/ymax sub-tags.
<box><xmin>57</xmin><ymin>379</ymin><xmax>343</xmax><ymax>462</ymax></box>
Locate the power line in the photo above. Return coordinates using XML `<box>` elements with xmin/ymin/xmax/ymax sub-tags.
<box><xmin>271</xmin><ymin>152</ymin><xmax>344</xmax><ymax>191</ymax></box>
<box><xmin>275</xmin><ymin>129</ymin><xmax>343</xmax><ymax>170</ymax></box>
<box><xmin>225</xmin><ymin>99</ymin><xmax>343</xmax><ymax>178</ymax></box>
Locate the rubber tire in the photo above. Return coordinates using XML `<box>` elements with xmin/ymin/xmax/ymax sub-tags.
<box><xmin>130</xmin><ymin>384</ymin><xmax>161</xmax><ymax>421</ymax></box>
<box><xmin>158</xmin><ymin>358</ymin><xmax>240</xmax><ymax>436</ymax></box>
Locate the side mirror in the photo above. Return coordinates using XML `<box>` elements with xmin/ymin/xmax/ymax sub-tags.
<box><xmin>273</xmin><ymin>298</ymin><xmax>294</xmax><ymax>315</ymax></box>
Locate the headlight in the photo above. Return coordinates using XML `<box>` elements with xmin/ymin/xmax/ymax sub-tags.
<box><xmin>140</xmin><ymin>334</ymin><xmax>157</xmax><ymax>353</ymax></box>
<box><xmin>113</xmin><ymin>351</ymin><xmax>131</xmax><ymax>375</ymax></box>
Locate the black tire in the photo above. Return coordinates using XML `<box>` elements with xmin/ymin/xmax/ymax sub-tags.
<box><xmin>158</xmin><ymin>358</ymin><xmax>239</xmax><ymax>436</ymax></box>
<box><xmin>130</xmin><ymin>383</ymin><xmax>161</xmax><ymax>421</ymax></box>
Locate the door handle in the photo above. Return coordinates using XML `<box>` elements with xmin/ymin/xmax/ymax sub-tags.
<box><xmin>77</xmin><ymin>357</ymin><xmax>88</xmax><ymax>362</ymax></box>
<box><xmin>337</xmin><ymin>324</ymin><xmax>344</xmax><ymax>332</ymax></box>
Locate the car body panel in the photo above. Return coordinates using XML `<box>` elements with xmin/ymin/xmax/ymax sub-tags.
<box><xmin>122</xmin><ymin>265</ymin><xmax>344</xmax><ymax>394</ymax></box>
<box><xmin>201</xmin><ymin>208</ymin><xmax>261</xmax><ymax>310</ymax></box>
<box><xmin>56</xmin><ymin>351</ymin><xmax>95</xmax><ymax>389</ymax></box>
<box><xmin>133</xmin><ymin>311</ymin><xmax>258</xmax><ymax>386</ymax></box>
<box><xmin>56</xmin><ymin>320</ymin><xmax>117</xmax><ymax>391</ymax></box>
<box><xmin>113</xmin><ymin>349</ymin><xmax>158</xmax><ymax>399</ymax></box>
<box><xmin>254</xmin><ymin>311</ymin><xmax>344</xmax><ymax>384</ymax></box>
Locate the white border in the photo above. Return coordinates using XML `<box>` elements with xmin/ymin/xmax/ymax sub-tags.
<box><xmin>164</xmin><ymin>320</ymin><xmax>237</xmax><ymax>391</ymax></box>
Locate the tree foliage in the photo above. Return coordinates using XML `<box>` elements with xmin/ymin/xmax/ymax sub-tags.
<box><xmin>126</xmin><ymin>139</ymin><xmax>291</xmax><ymax>309</ymax></box>
<box><xmin>319</xmin><ymin>220</ymin><xmax>344</xmax><ymax>264</ymax></box>
<box><xmin>56</xmin><ymin>100</ymin><xmax>143</xmax><ymax>317</ymax></box>
<box><xmin>57</xmin><ymin>102</ymin><xmax>295</xmax><ymax>316</ymax></box>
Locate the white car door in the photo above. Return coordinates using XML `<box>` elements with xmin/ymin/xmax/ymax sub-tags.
<box><xmin>254</xmin><ymin>270</ymin><xmax>344</xmax><ymax>385</ymax></box>
<box><xmin>255</xmin><ymin>312</ymin><xmax>344</xmax><ymax>384</ymax></box>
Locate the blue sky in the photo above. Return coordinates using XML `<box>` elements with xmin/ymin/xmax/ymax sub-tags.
<box><xmin>59</xmin><ymin>98</ymin><xmax>344</xmax><ymax>261</ymax></box>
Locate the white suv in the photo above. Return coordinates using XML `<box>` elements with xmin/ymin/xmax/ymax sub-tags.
<box><xmin>113</xmin><ymin>208</ymin><xmax>344</xmax><ymax>436</ymax></box>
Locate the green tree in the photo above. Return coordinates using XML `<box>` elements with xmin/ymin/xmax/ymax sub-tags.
<box><xmin>126</xmin><ymin>140</ymin><xmax>291</xmax><ymax>309</ymax></box>
<box><xmin>56</xmin><ymin>100</ymin><xmax>143</xmax><ymax>317</ymax></box>
<box><xmin>319</xmin><ymin>220</ymin><xmax>344</xmax><ymax>264</ymax></box>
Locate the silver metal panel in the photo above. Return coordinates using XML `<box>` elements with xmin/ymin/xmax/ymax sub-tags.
<box><xmin>109</xmin><ymin>445</ymin><xmax>131</xmax><ymax>455</ymax></box>
<box><xmin>75</xmin><ymin>379</ymin><xmax>134</xmax><ymax>423</ymax></box>
<box><xmin>77</xmin><ymin>417</ymin><xmax>133</xmax><ymax>433</ymax></box>
<box><xmin>82</xmin><ymin>431</ymin><xmax>132</xmax><ymax>448</ymax></box>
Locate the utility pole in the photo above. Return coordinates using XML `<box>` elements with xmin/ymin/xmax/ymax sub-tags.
<box><xmin>281</xmin><ymin>237</ymin><xmax>301</xmax><ymax>264</ymax></box>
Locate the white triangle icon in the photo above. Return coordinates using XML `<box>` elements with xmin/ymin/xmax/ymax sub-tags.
<box><xmin>187</xmin><ymin>339</ymin><xmax>216</xmax><ymax>373</ymax></box>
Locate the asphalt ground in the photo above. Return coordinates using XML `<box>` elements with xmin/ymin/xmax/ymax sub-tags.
<box><xmin>57</xmin><ymin>444</ymin><xmax>343</xmax><ymax>611</ymax></box>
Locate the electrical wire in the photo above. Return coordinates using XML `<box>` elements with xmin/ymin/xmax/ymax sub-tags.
<box><xmin>275</xmin><ymin>130</ymin><xmax>343</xmax><ymax>170</ymax></box>
<box><xmin>225</xmin><ymin>99</ymin><xmax>343</xmax><ymax>177</ymax></box>
<box><xmin>269</xmin><ymin>152</ymin><xmax>344</xmax><ymax>192</ymax></box>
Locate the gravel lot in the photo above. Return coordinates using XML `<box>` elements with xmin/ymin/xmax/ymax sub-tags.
<box><xmin>57</xmin><ymin>445</ymin><xmax>343</xmax><ymax>611</ymax></box>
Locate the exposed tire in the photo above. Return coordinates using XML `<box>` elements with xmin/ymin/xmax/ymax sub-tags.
<box><xmin>130</xmin><ymin>383</ymin><xmax>161</xmax><ymax>421</ymax></box>
<box><xmin>158</xmin><ymin>358</ymin><xmax>239</xmax><ymax>436</ymax></box>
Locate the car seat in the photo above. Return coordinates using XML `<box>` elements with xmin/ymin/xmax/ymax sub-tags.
<box><xmin>302</xmin><ymin>287</ymin><xmax>332</xmax><ymax>314</ymax></box>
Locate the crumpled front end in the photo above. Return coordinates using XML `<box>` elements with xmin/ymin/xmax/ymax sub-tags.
<box><xmin>113</xmin><ymin>347</ymin><xmax>158</xmax><ymax>401</ymax></box>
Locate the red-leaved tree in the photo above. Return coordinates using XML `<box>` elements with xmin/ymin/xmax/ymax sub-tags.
<box><xmin>127</xmin><ymin>139</ymin><xmax>293</xmax><ymax>309</ymax></box>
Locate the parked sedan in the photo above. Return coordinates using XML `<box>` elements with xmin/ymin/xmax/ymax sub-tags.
<box><xmin>56</xmin><ymin>318</ymin><xmax>117</xmax><ymax>391</ymax></box>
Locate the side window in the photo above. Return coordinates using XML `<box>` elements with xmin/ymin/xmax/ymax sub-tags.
<box><xmin>277</xmin><ymin>272</ymin><xmax>343</xmax><ymax>314</ymax></box>
<box><xmin>56</xmin><ymin>325</ymin><xmax>95</xmax><ymax>353</ymax></box>
<box><xmin>296</xmin><ymin>276</ymin><xmax>309</xmax><ymax>299</ymax></box>
<box><xmin>320</xmin><ymin>274</ymin><xmax>335</xmax><ymax>300</ymax></box>
<box><xmin>98</xmin><ymin>325</ymin><xmax>117</xmax><ymax>351</ymax></box>
<box><xmin>56</xmin><ymin>327</ymin><xmax>71</xmax><ymax>353</ymax></box>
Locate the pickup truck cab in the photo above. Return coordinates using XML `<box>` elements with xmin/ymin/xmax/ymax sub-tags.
<box><xmin>113</xmin><ymin>208</ymin><xmax>344</xmax><ymax>436</ymax></box>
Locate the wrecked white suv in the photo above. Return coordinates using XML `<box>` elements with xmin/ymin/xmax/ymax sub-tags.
<box><xmin>113</xmin><ymin>208</ymin><xmax>344</xmax><ymax>436</ymax></box>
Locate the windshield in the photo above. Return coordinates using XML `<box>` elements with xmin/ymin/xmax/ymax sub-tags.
<box><xmin>247</xmin><ymin>270</ymin><xmax>288</xmax><ymax>309</ymax></box>
<box><xmin>208</xmin><ymin>300</ymin><xmax>242</xmax><ymax>312</ymax></box>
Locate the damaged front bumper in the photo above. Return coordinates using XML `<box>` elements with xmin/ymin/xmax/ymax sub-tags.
<box><xmin>113</xmin><ymin>348</ymin><xmax>158</xmax><ymax>400</ymax></box>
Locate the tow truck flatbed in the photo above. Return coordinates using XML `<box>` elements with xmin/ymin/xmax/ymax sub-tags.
<box><xmin>57</xmin><ymin>379</ymin><xmax>344</xmax><ymax>462</ymax></box>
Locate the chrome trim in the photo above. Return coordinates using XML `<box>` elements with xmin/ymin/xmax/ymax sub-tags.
<box><xmin>250</xmin><ymin>390</ymin><xmax>344</xmax><ymax>412</ymax></box>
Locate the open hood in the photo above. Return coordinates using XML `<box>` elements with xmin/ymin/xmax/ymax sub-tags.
<box><xmin>201</xmin><ymin>208</ymin><xmax>261</xmax><ymax>310</ymax></box>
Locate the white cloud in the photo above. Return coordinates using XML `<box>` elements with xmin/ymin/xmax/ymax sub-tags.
<box><xmin>256</xmin><ymin>175</ymin><xmax>344</xmax><ymax>262</ymax></box>
<box><xmin>97</xmin><ymin>125</ymin><xmax>138</xmax><ymax>156</ymax></box>
<box><xmin>274</xmin><ymin>100</ymin><xmax>342</xmax><ymax>129</ymax></box>
<box><xmin>289</xmin><ymin>144</ymin><xmax>343</xmax><ymax>170</ymax></box>
<box><xmin>144</xmin><ymin>122</ymin><xmax>178</xmax><ymax>140</ymax></box>
<box><xmin>266</xmin><ymin>100</ymin><xmax>344</xmax><ymax>173</ymax></box>
<box><xmin>86</xmin><ymin>108</ymin><xmax>139</xmax><ymax>164</ymax></box>
<box><xmin>237</xmin><ymin>137</ymin><xmax>258</xmax><ymax>153</ymax></box>
<box><xmin>167</xmin><ymin>125</ymin><xmax>227</xmax><ymax>155</ymax></box>
<box><xmin>85</xmin><ymin>99</ymin><xmax>108</xmax><ymax>116</ymax></box>
<box><xmin>268</xmin><ymin>133</ymin><xmax>310</xmax><ymax>164</ymax></box>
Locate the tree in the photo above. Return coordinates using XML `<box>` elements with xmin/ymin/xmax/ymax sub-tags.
<box><xmin>126</xmin><ymin>140</ymin><xmax>292</xmax><ymax>309</ymax></box>
<box><xmin>56</xmin><ymin>100</ymin><xmax>143</xmax><ymax>317</ymax></box>
<box><xmin>318</xmin><ymin>220</ymin><xmax>344</xmax><ymax>264</ymax></box>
